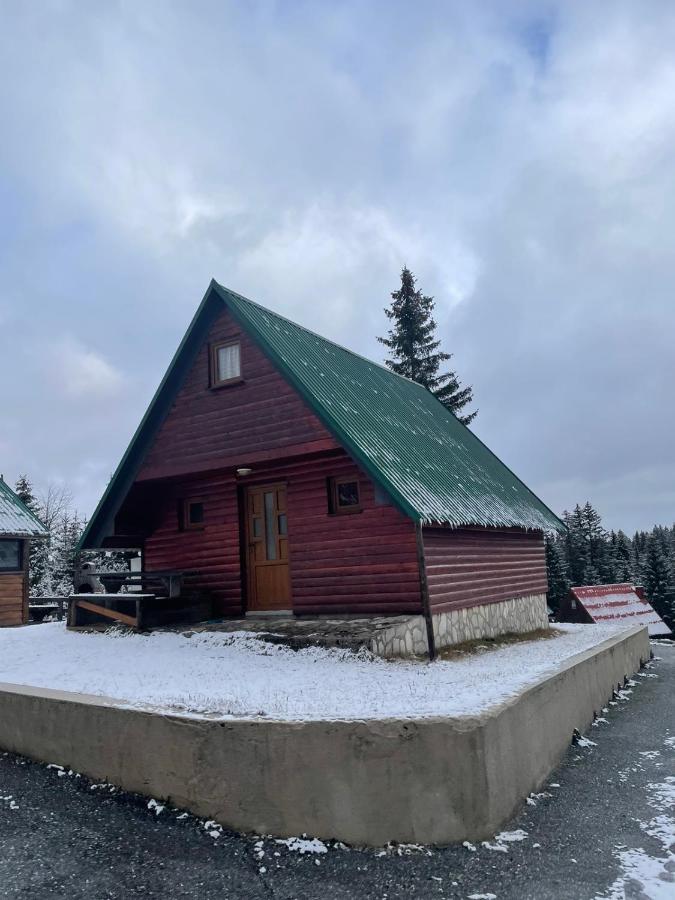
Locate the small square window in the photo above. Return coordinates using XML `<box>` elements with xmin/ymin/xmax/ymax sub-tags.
<box><xmin>211</xmin><ymin>341</ymin><xmax>241</xmax><ymax>386</ymax></box>
<box><xmin>328</xmin><ymin>477</ymin><xmax>361</xmax><ymax>514</ymax></box>
<box><xmin>0</xmin><ymin>539</ymin><xmax>22</xmax><ymax>571</ymax></box>
<box><xmin>182</xmin><ymin>499</ymin><xmax>205</xmax><ymax>530</ymax></box>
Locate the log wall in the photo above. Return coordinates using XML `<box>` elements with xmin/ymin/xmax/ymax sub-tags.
<box><xmin>423</xmin><ymin>527</ymin><xmax>547</xmax><ymax>614</ymax></box>
<box><xmin>0</xmin><ymin>573</ymin><xmax>27</xmax><ymax>627</ymax></box>
<box><xmin>143</xmin><ymin>452</ymin><xmax>421</xmax><ymax>616</ymax></box>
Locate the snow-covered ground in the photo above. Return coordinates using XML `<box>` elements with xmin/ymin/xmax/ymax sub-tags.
<box><xmin>0</xmin><ymin>621</ymin><xmax>634</xmax><ymax>721</ymax></box>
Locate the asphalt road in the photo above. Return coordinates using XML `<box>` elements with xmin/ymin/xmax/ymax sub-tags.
<box><xmin>0</xmin><ymin>644</ymin><xmax>673</xmax><ymax>900</ymax></box>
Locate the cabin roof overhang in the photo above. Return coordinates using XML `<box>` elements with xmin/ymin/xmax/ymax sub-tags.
<box><xmin>0</xmin><ymin>479</ymin><xmax>48</xmax><ymax>539</ymax></box>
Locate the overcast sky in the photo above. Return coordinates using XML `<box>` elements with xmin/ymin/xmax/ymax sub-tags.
<box><xmin>1</xmin><ymin>1</ymin><xmax>673</xmax><ymax>532</ymax></box>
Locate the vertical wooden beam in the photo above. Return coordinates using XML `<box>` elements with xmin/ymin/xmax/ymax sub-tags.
<box><xmin>237</xmin><ymin>482</ymin><xmax>248</xmax><ymax>615</ymax></box>
<box><xmin>22</xmin><ymin>538</ymin><xmax>29</xmax><ymax>624</ymax></box>
<box><xmin>67</xmin><ymin>598</ymin><xmax>78</xmax><ymax>628</ymax></box>
<box><xmin>415</xmin><ymin>522</ymin><xmax>436</xmax><ymax>660</ymax></box>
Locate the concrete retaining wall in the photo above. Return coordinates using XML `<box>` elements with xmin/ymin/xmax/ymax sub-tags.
<box><xmin>0</xmin><ymin>626</ymin><xmax>649</xmax><ymax>845</ymax></box>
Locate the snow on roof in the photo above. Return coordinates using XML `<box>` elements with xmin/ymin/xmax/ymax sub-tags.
<box><xmin>570</xmin><ymin>583</ymin><xmax>671</xmax><ymax>637</ymax></box>
<box><xmin>0</xmin><ymin>478</ymin><xmax>47</xmax><ymax>538</ymax></box>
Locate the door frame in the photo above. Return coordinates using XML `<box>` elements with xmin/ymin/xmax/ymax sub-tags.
<box><xmin>239</xmin><ymin>480</ymin><xmax>292</xmax><ymax>614</ymax></box>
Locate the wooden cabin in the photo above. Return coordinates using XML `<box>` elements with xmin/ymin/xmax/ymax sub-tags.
<box><xmin>79</xmin><ymin>280</ymin><xmax>564</xmax><ymax>652</ymax></box>
<box><xmin>0</xmin><ymin>477</ymin><xmax>48</xmax><ymax>626</ymax></box>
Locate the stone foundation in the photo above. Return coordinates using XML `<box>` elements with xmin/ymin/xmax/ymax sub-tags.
<box><xmin>371</xmin><ymin>594</ymin><xmax>549</xmax><ymax>658</ymax></box>
<box><xmin>370</xmin><ymin>615</ymin><xmax>429</xmax><ymax>658</ymax></box>
<box><xmin>432</xmin><ymin>593</ymin><xmax>549</xmax><ymax>651</ymax></box>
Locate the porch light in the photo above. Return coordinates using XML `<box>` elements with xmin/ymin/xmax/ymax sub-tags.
<box><xmin>236</xmin><ymin>467</ymin><xmax>253</xmax><ymax>477</ymax></box>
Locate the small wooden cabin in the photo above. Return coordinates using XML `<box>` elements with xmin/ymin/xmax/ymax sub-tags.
<box><xmin>0</xmin><ymin>477</ymin><xmax>48</xmax><ymax>626</ymax></box>
<box><xmin>79</xmin><ymin>280</ymin><xmax>563</xmax><ymax>651</ymax></box>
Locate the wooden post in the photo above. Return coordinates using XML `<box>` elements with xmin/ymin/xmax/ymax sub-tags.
<box><xmin>415</xmin><ymin>522</ymin><xmax>436</xmax><ymax>661</ymax></box>
<box><xmin>22</xmin><ymin>538</ymin><xmax>29</xmax><ymax>625</ymax></box>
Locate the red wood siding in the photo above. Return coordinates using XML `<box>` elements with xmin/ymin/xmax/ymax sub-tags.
<box><xmin>142</xmin><ymin>452</ymin><xmax>421</xmax><ymax>616</ymax></box>
<box><xmin>286</xmin><ymin>455</ymin><xmax>421</xmax><ymax>616</ymax></box>
<box><xmin>423</xmin><ymin>527</ymin><xmax>547</xmax><ymax>614</ymax></box>
<box><xmin>138</xmin><ymin>309</ymin><xmax>340</xmax><ymax>481</ymax></box>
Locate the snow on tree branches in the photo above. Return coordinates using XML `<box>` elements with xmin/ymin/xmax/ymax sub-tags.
<box><xmin>15</xmin><ymin>475</ymin><xmax>127</xmax><ymax>598</ymax></box>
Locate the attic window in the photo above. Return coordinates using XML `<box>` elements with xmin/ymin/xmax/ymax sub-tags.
<box><xmin>211</xmin><ymin>340</ymin><xmax>241</xmax><ymax>386</ymax></box>
<box><xmin>328</xmin><ymin>477</ymin><xmax>361</xmax><ymax>515</ymax></box>
<box><xmin>183</xmin><ymin>499</ymin><xmax>205</xmax><ymax>530</ymax></box>
<box><xmin>0</xmin><ymin>539</ymin><xmax>22</xmax><ymax>571</ymax></box>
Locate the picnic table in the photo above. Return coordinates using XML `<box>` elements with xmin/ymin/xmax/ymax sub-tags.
<box><xmin>68</xmin><ymin>569</ymin><xmax>205</xmax><ymax>630</ymax></box>
<box><xmin>88</xmin><ymin>569</ymin><xmax>198</xmax><ymax>599</ymax></box>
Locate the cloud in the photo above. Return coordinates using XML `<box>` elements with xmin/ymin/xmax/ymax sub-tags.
<box><xmin>51</xmin><ymin>339</ymin><xmax>126</xmax><ymax>399</ymax></box>
<box><xmin>234</xmin><ymin>201</ymin><xmax>478</xmax><ymax>340</ymax></box>
<box><xmin>0</xmin><ymin>1</ymin><xmax>673</xmax><ymax>532</ymax></box>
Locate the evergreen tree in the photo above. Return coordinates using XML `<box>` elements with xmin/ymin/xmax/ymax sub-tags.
<box><xmin>14</xmin><ymin>475</ymin><xmax>37</xmax><ymax>511</ymax></box>
<box><xmin>632</xmin><ymin>530</ymin><xmax>647</xmax><ymax>575</ymax></box>
<box><xmin>562</xmin><ymin>505</ymin><xmax>591</xmax><ymax>585</ymax></box>
<box><xmin>14</xmin><ymin>475</ymin><xmax>45</xmax><ymax>594</ymax></box>
<box><xmin>378</xmin><ymin>267</ymin><xmax>477</xmax><ymax>425</ymax></box>
<box><xmin>579</xmin><ymin>502</ymin><xmax>606</xmax><ymax>581</ymax></box>
<box><xmin>545</xmin><ymin>535</ymin><xmax>570</xmax><ymax>615</ymax></box>
<box><xmin>641</xmin><ymin>536</ymin><xmax>674</xmax><ymax>629</ymax></box>
<box><xmin>11</xmin><ymin>476</ymin><xmax>129</xmax><ymax>598</ymax></box>
<box><xmin>612</xmin><ymin>530</ymin><xmax>634</xmax><ymax>582</ymax></box>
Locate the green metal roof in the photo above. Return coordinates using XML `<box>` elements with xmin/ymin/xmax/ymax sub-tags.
<box><xmin>79</xmin><ymin>279</ymin><xmax>563</xmax><ymax>549</ymax></box>
<box><xmin>0</xmin><ymin>478</ymin><xmax>48</xmax><ymax>538</ymax></box>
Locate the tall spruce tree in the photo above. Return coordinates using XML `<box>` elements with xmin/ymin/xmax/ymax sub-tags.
<box><xmin>14</xmin><ymin>475</ymin><xmax>44</xmax><ymax>593</ymax></box>
<box><xmin>378</xmin><ymin>267</ymin><xmax>477</xmax><ymax>425</ymax></box>
<box><xmin>545</xmin><ymin>535</ymin><xmax>570</xmax><ymax>614</ymax></box>
<box><xmin>641</xmin><ymin>536</ymin><xmax>674</xmax><ymax>629</ymax></box>
<box><xmin>562</xmin><ymin>505</ymin><xmax>592</xmax><ymax>585</ymax></box>
<box><xmin>14</xmin><ymin>475</ymin><xmax>37</xmax><ymax>511</ymax></box>
<box><xmin>612</xmin><ymin>530</ymin><xmax>634</xmax><ymax>582</ymax></box>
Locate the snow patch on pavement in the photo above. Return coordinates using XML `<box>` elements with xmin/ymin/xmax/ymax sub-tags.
<box><xmin>0</xmin><ymin>621</ymin><xmax>636</xmax><ymax>721</ymax></box>
<box><xmin>482</xmin><ymin>829</ymin><xmax>528</xmax><ymax>852</ymax></box>
<box><xmin>597</xmin><ymin>744</ymin><xmax>675</xmax><ymax>900</ymax></box>
<box><xmin>275</xmin><ymin>837</ymin><xmax>328</xmax><ymax>855</ymax></box>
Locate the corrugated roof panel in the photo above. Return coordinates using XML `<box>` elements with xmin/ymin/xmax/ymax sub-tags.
<box><xmin>571</xmin><ymin>583</ymin><xmax>671</xmax><ymax>636</ymax></box>
<box><xmin>216</xmin><ymin>283</ymin><xmax>563</xmax><ymax>532</ymax></box>
<box><xmin>0</xmin><ymin>479</ymin><xmax>48</xmax><ymax>537</ymax></box>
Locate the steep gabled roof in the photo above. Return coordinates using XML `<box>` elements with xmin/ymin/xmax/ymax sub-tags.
<box><xmin>79</xmin><ymin>279</ymin><xmax>563</xmax><ymax>549</ymax></box>
<box><xmin>0</xmin><ymin>478</ymin><xmax>48</xmax><ymax>538</ymax></box>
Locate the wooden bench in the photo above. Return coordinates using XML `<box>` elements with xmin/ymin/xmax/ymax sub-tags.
<box><xmin>29</xmin><ymin>598</ymin><xmax>67</xmax><ymax>622</ymax></box>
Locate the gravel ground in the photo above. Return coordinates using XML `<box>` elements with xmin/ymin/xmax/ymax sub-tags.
<box><xmin>0</xmin><ymin>643</ymin><xmax>672</xmax><ymax>899</ymax></box>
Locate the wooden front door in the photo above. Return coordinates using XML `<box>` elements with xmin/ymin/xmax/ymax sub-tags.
<box><xmin>245</xmin><ymin>483</ymin><xmax>291</xmax><ymax>611</ymax></box>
